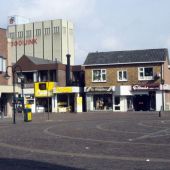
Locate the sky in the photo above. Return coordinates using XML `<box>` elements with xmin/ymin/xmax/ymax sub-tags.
<box><xmin>1</xmin><ymin>0</ymin><xmax>170</xmax><ymax>64</ymax></box>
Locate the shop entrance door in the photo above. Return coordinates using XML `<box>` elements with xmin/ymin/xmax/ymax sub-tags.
<box><xmin>133</xmin><ymin>95</ymin><xmax>150</xmax><ymax>111</ymax></box>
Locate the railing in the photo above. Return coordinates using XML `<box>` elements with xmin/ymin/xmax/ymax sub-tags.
<box><xmin>24</xmin><ymin>83</ymin><xmax>34</xmax><ymax>88</ymax></box>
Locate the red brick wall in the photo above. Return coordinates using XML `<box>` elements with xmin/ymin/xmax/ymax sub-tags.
<box><xmin>0</xmin><ymin>28</ymin><xmax>8</xmax><ymax>85</ymax></box>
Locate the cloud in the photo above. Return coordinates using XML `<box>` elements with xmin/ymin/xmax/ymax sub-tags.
<box><xmin>75</xmin><ymin>43</ymin><xmax>88</xmax><ymax>64</ymax></box>
<box><xmin>100</xmin><ymin>36</ymin><xmax>124</xmax><ymax>51</ymax></box>
<box><xmin>10</xmin><ymin>0</ymin><xmax>96</xmax><ymax>22</ymax></box>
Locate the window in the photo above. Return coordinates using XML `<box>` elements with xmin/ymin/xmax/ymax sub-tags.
<box><xmin>36</xmin><ymin>29</ymin><xmax>41</xmax><ymax>36</ymax></box>
<box><xmin>26</xmin><ymin>30</ymin><xmax>32</xmax><ymax>38</ymax></box>
<box><xmin>44</xmin><ymin>28</ymin><xmax>50</xmax><ymax>35</ymax></box>
<box><xmin>138</xmin><ymin>67</ymin><xmax>153</xmax><ymax>80</ymax></box>
<box><xmin>63</xmin><ymin>27</ymin><xmax>66</xmax><ymax>34</ymax></box>
<box><xmin>53</xmin><ymin>26</ymin><xmax>59</xmax><ymax>34</ymax></box>
<box><xmin>39</xmin><ymin>83</ymin><xmax>46</xmax><ymax>90</ymax></box>
<box><xmin>18</xmin><ymin>31</ymin><xmax>23</xmax><ymax>38</ymax></box>
<box><xmin>9</xmin><ymin>32</ymin><xmax>15</xmax><ymax>39</ymax></box>
<box><xmin>69</xmin><ymin>29</ymin><xmax>73</xmax><ymax>35</ymax></box>
<box><xmin>92</xmin><ymin>69</ymin><xmax>106</xmax><ymax>82</ymax></box>
<box><xmin>117</xmin><ymin>70</ymin><xmax>127</xmax><ymax>81</ymax></box>
<box><xmin>0</xmin><ymin>57</ymin><xmax>6</xmax><ymax>72</ymax></box>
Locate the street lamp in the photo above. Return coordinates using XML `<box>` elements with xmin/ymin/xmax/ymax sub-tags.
<box><xmin>4</xmin><ymin>65</ymin><xmax>24</xmax><ymax>124</ymax></box>
<box><xmin>159</xmin><ymin>64</ymin><xmax>164</xmax><ymax>117</ymax></box>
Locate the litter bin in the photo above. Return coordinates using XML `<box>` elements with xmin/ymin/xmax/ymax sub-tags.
<box><xmin>24</xmin><ymin>108</ymin><xmax>32</xmax><ymax>122</ymax></box>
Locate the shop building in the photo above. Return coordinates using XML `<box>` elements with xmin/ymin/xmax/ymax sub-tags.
<box><xmin>7</xmin><ymin>16</ymin><xmax>74</xmax><ymax>65</ymax></box>
<box><xmin>15</xmin><ymin>54</ymin><xmax>84</xmax><ymax>113</ymax></box>
<box><xmin>0</xmin><ymin>28</ymin><xmax>13</xmax><ymax>117</ymax></box>
<box><xmin>84</xmin><ymin>48</ymin><xmax>170</xmax><ymax>112</ymax></box>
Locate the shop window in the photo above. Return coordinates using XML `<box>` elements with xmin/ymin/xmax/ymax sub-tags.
<box><xmin>92</xmin><ymin>69</ymin><xmax>106</xmax><ymax>82</ymax></box>
<box><xmin>39</xmin><ymin>83</ymin><xmax>46</xmax><ymax>90</ymax></box>
<box><xmin>117</xmin><ymin>70</ymin><xmax>127</xmax><ymax>81</ymax></box>
<box><xmin>94</xmin><ymin>94</ymin><xmax>112</xmax><ymax>110</ymax></box>
<box><xmin>138</xmin><ymin>67</ymin><xmax>153</xmax><ymax>80</ymax></box>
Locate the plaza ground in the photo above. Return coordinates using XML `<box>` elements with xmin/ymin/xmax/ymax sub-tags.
<box><xmin>0</xmin><ymin>111</ymin><xmax>170</xmax><ymax>170</ymax></box>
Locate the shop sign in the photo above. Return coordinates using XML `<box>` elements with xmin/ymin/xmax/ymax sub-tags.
<box><xmin>90</xmin><ymin>87</ymin><xmax>111</xmax><ymax>92</ymax></box>
<box><xmin>35</xmin><ymin>90</ymin><xmax>52</xmax><ymax>97</ymax></box>
<box><xmin>34</xmin><ymin>82</ymin><xmax>55</xmax><ymax>97</ymax></box>
<box><xmin>56</xmin><ymin>87</ymin><xmax>72</xmax><ymax>93</ymax></box>
<box><xmin>132</xmin><ymin>84</ymin><xmax>160</xmax><ymax>90</ymax></box>
<box><xmin>11</xmin><ymin>38</ymin><xmax>37</xmax><ymax>47</ymax></box>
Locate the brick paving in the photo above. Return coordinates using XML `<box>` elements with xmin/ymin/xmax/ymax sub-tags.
<box><xmin>0</xmin><ymin>111</ymin><xmax>170</xmax><ymax>170</ymax></box>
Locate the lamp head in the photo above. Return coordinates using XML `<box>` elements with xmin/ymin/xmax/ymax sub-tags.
<box><xmin>4</xmin><ymin>71</ymin><xmax>11</xmax><ymax>80</ymax></box>
<box><xmin>17</xmin><ymin>72</ymin><xmax>25</xmax><ymax>81</ymax></box>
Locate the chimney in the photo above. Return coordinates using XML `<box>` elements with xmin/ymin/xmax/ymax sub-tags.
<box><xmin>66</xmin><ymin>54</ymin><xmax>71</xmax><ymax>86</ymax></box>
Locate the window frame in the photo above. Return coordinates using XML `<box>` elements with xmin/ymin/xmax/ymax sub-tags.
<box><xmin>53</xmin><ymin>26</ymin><xmax>60</xmax><ymax>34</ymax></box>
<box><xmin>117</xmin><ymin>70</ymin><xmax>128</xmax><ymax>82</ymax></box>
<box><xmin>138</xmin><ymin>67</ymin><xmax>154</xmax><ymax>80</ymax></box>
<box><xmin>44</xmin><ymin>28</ymin><xmax>51</xmax><ymax>35</ymax></box>
<box><xmin>92</xmin><ymin>69</ymin><xmax>107</xmax><ymax>82</ymax></box>
<box><xmin>26</xmin><ymin>30</ymin><xmax>32</xmax><ymax>38</ymax></box>
<box><xmin>17</xmin><ymin>31</ymin><xmax>23</xmax><ymax>38</ymax></box>
<box><xmin>36</xmin><ymin>29</ymin><xmax>41</xmax><ymax>36</ymax></box>
<box><xmin>9</xmin><ymin>32</ymin><xmax>15</xmax><ymax>39</ymax></box>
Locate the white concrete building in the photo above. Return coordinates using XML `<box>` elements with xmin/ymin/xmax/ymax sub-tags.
<box><xmin>7</xmin><ymin>16</ymin><xmax>74</xmax><ymax>65</ymax></box>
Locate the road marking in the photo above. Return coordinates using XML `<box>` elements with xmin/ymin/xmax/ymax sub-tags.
<box><xmin>0</xmin><ymin>142</ymin><xmax>170</xmax><ymax>163</ymax></box>
<box><xmin>43</xmin><ymin>125</ymin><xmax>170</xmax><ymax>147</ymax></box>
<box><xmin>133</xmin><ymin>128</ymin><xmax>170</xmax><ymax>140</ymax></box>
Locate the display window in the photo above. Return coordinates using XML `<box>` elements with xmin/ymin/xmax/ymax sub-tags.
<box><xmin>93</xmin><ymin>94</ymin><xmax>112</xmax><ymax>110</ymax></box>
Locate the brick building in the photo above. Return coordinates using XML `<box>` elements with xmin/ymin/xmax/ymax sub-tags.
<box><xmin>14</xmin><ymin>55</ymin><xmax>84</xmax><ymax>113</ymax></box>
<box><xmin>0</xmin><ymin>28</ymin><xmax>8</xmax><ymax>115</ymax></box>
<box><xmin>84</xmin><ymin>48</ymin><xmax>170</xmax><ymax>112</ymax></box>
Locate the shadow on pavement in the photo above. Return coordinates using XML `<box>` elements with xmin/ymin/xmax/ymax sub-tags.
<box><xmin>0</xmin><ymin>158</ymin><xmax>84</xmax><ymax>170</ymax></box>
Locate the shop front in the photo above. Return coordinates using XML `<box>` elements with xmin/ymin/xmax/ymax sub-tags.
<box><xmin>34</xmin><ymin>82</ymin><xmax>54</xmax><ymax>112</ymax></box>
<box><xmin>52</xmin><ymin>86</ymin><xmax>83</xmax><ymax>113</ymax></box>
<box><xmin>85</xmin><ymin>86</ymin><xmax>114</xmax><ymax>111</ymax></box>
<box><xmin>132</xmin><ymin>84</ymin><xmax>159</xmax><ymax>111</ymax></box>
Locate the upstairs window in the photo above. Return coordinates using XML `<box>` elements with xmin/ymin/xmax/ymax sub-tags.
<box><xmin>0</xmin><ymin>57</ymin><xmax>6</xmax><ymax>72</ymax></box>
<box><xmin>44</xmin><ymin>28</ymin><xmax>50</xmax><ymax>35</ymax></box>
<box><xmin>17</xmin><ymin>31</ymin><xmax>23</xmax><ymax>38</ymax></box>
<box><xmin>26</xmin><ymin>30</ymin><xmax>32</xmax><ymax>38</ymax></box>
<box><xmin>117</xmin><ymin>70</ymin><xmax>128</xmax><ymax>81</ymax></box>
<box><xmin>92</xmin><ymin>69</ymin><xmax>106</xmax><ymax>82</ymax></box>
<box><xmin>36</xmin><ymin>29</ymin><xmax>41</xmax><ymax>36</ymax></box>
<box><xmin>138</xmin><ymin>67</ymin><xmax>153</xmax><ymax>80</ymax></box>
<box><xmin>53</xmin><ymin>26</ymin><xmax>60</xmax><ymax>34</ymax></box>
<box><xmin>9</xmin><ymin>32</ymin><xmax>15</xmax><ymax>39</ymax></box>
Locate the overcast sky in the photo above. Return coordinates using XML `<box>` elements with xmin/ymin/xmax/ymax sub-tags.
<box><xmin>1</xmin><ymin>0</ymin><xmax>170</xmax><ymax>64</ymax></box>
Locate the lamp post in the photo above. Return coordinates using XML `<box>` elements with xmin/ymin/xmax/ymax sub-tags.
<box><xmin>4</xmin><ymin>65</ymin><xmax>24</xmax><ymax>124</ymax></box>
<box><xmin>159</xmin><ymin>64</ymin><xmax>164</xmax><ymax>117</ymax></box>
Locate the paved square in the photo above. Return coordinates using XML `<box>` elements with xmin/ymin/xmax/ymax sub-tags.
<box><xmin>0</xmin><ymin>111</ymin><xmax>170</xmax><ymax>170</ymax></box>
